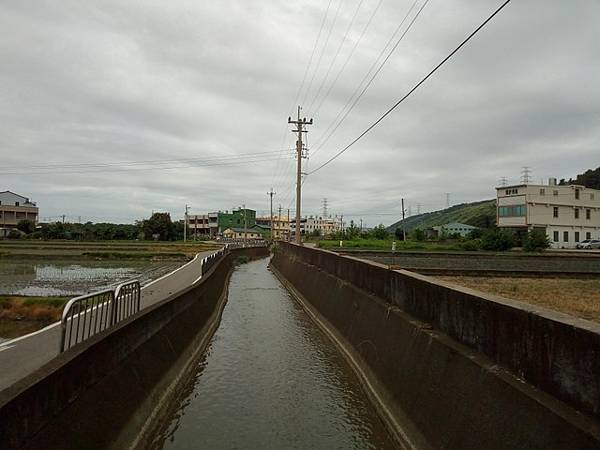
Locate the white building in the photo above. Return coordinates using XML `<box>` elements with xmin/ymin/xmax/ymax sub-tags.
<box><xmin>290</xmin><ymin>215</ymin><xmax>342</xmax><ymax>238</ymax></box>
<box><xmin>433</xmin><ymin>222</ymin><xmax>477</xmax><ymax>237</ymax></box>
<box><xmin>496</xmin><ymin>180</ymin><xmax>600</xmax><ymax>249</ymax></box>
<box><xmin>188</xmin><ymin>213</ymin><xmax>218</xmax><ymax>238</ymax></box>
<box><xmin>0</xmin><ymin>191</ymin><xmax>39</xmax><ymax>235</ymax></box>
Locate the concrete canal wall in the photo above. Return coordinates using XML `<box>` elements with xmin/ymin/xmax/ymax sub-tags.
<box><xmin>0</xmin><ymin>247</ymin><xmax>269</xmax><ymax>450</ymax></box>
<box><xmin>271</xmin><ymin>242</ymin><xmax>600</xmax><ymax>449</ymax></box>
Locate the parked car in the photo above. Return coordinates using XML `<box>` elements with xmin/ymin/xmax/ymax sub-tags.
<box><xmin>576</xmin><ymin>239</ymin><xmax>600</xmax><ymax>249</ymax></box>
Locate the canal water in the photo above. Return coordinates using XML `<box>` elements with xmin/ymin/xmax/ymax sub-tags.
<box><xmin>151</xmin><ymin>258</ymin><xmax>396</xmax><ymax>450</ymax></box>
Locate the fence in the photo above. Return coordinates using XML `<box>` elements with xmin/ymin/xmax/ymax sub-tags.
<box><xmin>59</xmin><ymin>280</ymin><xmax>141</xmax><ymax>353</ymax></box>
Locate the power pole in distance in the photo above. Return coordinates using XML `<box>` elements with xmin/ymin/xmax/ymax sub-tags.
<box><xmin>401</xmin><ymin>198</ymin><xmax>406</xmax><ymax>241</ymax></box>
<box><xmin>267</xmin><ymin>188</ymin><xmax>275</xmax><ymax>241</ymax></box>
<box><xmin>184</xmin><ymin>204</ymin><xmax>189</xmax><ymax>242</ymax></box>
<box><xmin>287</xmin><ymin>208</ymin><xmax>290</xmax><ymax>242</ymax></box>
<box><xmin>288</xmin><ymin>106</ymin><xmax>313</xmax><ymax>245</ymax></box>
<box><xmin>445</xmin><ymin>193</ymin><xmax>451</xmax><ymax>209</ymax></box>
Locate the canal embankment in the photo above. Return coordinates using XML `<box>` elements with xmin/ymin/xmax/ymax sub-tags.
<box><xmin>0</xmin><ymin>246</ymin><xmax>268</xmax><ymax>450</ymax></box>
<box><xmin>271</xmin><ymin>242</ymin><xmax>600</xmax><ymax>449</ymax></box>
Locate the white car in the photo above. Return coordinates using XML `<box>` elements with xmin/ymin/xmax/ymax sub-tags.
<box><xmin>576</xmin><ymin>239</ymin><xmax>600</xmax><ymax>249</ymax></box>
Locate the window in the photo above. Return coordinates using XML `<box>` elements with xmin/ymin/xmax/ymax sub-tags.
<box><xmin>586</xmin><ymin>209</ymin><xmax>591</xmax><ymax>220</ymax></box>
<box><xmin>15</xmin><ymin>202</ymin><xmax>19</xmax><ymax>206</ymax></box>
<box><xmin>553</xmin><ymin>207</ymin><xmax>559</xmax><ymax>218</ymax></box>
<box><xmin>498</xmin><ymin>205</ymin><xmax>526</xmax><ymax>217</ymax></box>
<box><xmin>587</xmin><ymin>232</ymin><xmax>592</xmax><ymax>240</ymax></box>
<box><xmin>563</xmin><ymin>231</ymin><xmax>569</xmax><ymax>242</ymax></box>
<box><xmin>553</xmin><ymin>190</ymin><xmax>558</xmax><ymax>196</ymax></box>
<box><xmin>575</xmin><ymin>189</ymin><xmax>580</xmax><ymax>200</ymax></box>
<box><xmin>539</xmin><ymin>188</ymin><xmax>545</xmax><ymax>195</ymax></box>
<box><xmin>591</xmin><ymin>193</ymin><xmax>595</xmax><ymax>200</ymax></box>
<box><xmin>575</xmin><ymin>232</ymin><xmax>580</xmax><ymax>242</ymax></box>
<box><xmin>553</xmin><ymin>231</ymin><xmax>559</xmax><ymax>242</ymax></box>
<box><xmin>504</xmin><ymin>188</ymin><xmax>518</xmax><ymax>195</ymax></box>
<box><xmin>575</xmin><ymin>208</ymin><xmax>580</xmax><ymax>219</ymax></box>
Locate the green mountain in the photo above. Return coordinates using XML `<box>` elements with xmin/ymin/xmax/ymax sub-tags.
<box><xmin>560</xmin><ymin>166</ymin><xmax>600</xmax><ymax>190</ymax></box>
<box><xmin>387</xmin><ymin>199</ymin><xmax>496</xmax><ymax>233</ymax></box>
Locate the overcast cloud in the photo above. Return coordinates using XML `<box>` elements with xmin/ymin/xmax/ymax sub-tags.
<box><xmin>1</xmin><ymin>0</ymin><xmax>599</xmax><ymax>226</ymax></box>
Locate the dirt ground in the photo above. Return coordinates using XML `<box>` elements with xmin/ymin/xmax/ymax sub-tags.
<box><xmin>438</xmin><ymin>276</ymin><xmax>600</xmax><ymax>323</ymax></box>
<box><xmin>0</xmin><ymin>296</ymin><xmax>67</xmax><ymax>339</ymax></box>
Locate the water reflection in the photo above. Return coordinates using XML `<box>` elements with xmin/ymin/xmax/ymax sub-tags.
<box><xmin>151</xmin><ymin>258</ymin><xmax>395</xmax><ymax>450</ymax></box>
<box><xmin>0</xmin><ymin>260</ymin><xmax>181</xmax><ymax>296</ymax></box>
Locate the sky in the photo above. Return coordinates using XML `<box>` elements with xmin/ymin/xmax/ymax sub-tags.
<box><xmin>1</xmin><ymin>0</ymin><xmax>599</xmax><ymax>227</ymax></box>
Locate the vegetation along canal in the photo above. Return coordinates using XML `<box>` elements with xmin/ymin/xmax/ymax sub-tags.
<box><xmin>151</xmin><ymin>258</ymin><xmax>396</xmax><ymax>449</ymax></box>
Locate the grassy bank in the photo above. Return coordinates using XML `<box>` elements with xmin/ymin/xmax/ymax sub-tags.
<box><xmin>0</xmin><ymin>296</ymin><xmax>69</xmax><ymax>339</ymax></box>
<box><xmin>317</xmin><ymin>239</ymin><xmax>465</xmax><ymax>252</ymax></box>
<box><xmin>439</xmin><ymin>277</ymin><xmax>600</xmax><ymax>323</ymax></box>
<box><xmin>0</xmin><ymin>240</ymin><xmax>220</xmax><ymax>260</ymax></box>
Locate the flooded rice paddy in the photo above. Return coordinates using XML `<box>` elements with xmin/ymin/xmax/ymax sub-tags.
<box><xmin>0</xmin><ymin>259</ymin><xmax>182</xmax><ymax>296</ymax></box>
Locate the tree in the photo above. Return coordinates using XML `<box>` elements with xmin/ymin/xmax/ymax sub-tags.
<box><xmin>141</xmin><ymin>213</ymin><xmax>175</xmax><ymax>241</ymax></box>
<box><xmin>371</xmin><ymin>224</ymin><xmax>388</xmax><ymax>240</ymax></box>
<box><xmin>480</xmin><ymin>228</ymin><xmax>515</xmax><ymax>251</ymax></box>
<box><xmin>523</xmin><ymin>228</ymin><xmax>550</xmax><ymax>252</ymax></box>
<box><xmin>411</xmin><ymin>228</ymin><xmax>425</xmax><ymax>241</ymax></box>
<box><xmin>16</xmin><ymin>219</ymin><xmax>35</xmax><ymax>234</ymax></box>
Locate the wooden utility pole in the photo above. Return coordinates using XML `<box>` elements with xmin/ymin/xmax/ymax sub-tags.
<box><xmin>267</xmin><ymin>188</ymin><xmax>275</xmax><ymax>241</ymax></box>
<box><xmin>287</xmin><ymin>208</ymin><xmax>290</xmax><ymax>242</ymax></box>
<box><xmin>288</xmin><ymin>106</ymin><xmax>313</xmax><ymax>244</ymax></box>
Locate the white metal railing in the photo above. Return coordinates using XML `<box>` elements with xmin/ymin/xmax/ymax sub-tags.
<box><xmin>59</xmin><ymin>280</ymin><xmax>141</xmax><ymax>353</ymax></box>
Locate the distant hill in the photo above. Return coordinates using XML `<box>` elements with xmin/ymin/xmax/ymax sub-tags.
<box><xmin>560</xmin><ymin>166</ymin><xmax>600</xmax><ymax>190</ymax></box>
<box><xmin>387</xmin><ymin>199</ymin><xmax>496</xmax><ymax>233</ymax></box>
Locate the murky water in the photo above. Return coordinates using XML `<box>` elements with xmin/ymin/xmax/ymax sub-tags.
<box><xmin>0</xmin><ymin>259</ymin><xmax>181</xmax><ymax>296</ymax></box>
<box><xmin>151</xmin><ymin>258</ymin><xmax>396</xmax><ymax>450</ymax></box>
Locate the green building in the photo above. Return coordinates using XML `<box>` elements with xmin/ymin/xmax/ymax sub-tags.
<box><xmin>217</xmin><ymin>208</ymin><xmax>256</xmax><ymax>233</ymax></box>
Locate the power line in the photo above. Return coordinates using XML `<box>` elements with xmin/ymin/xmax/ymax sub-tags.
<box><xmin>308</xmin><ymin>0</ymin><xmax>513</xmax><ymax>175</ymax></box>
<box><xmin>311</xmin><ymin>0</ymin><xmax>424</xmax><ymax>154</ymax></box>
<box><xmin>301</xmin><ymin>0</ymin><xmax>343</xmax><ymax>106</ymax></box>
<box><xmin>311</xmin><ymin>0</ymin><xmax>385</xmax><ymax>119</ymax></box>
<box><xmin>0</xmin><ymin>154</ymin><xmax>287</xmax><ymax>176</ymax></box>
<box><xmin>306</xmin><ymin>0</ymin><xmax>366</xmax><ymax>113</ymax></box>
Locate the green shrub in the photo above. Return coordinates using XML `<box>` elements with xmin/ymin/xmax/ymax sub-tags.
<box><xmin>523</xmin><ymin>229</ymin><xmax>550</xmax><ymax>252</ymax></box>
<box><xmin>459</xmin><ymin>240</ymin><xmax>481</xmax><ymax>251</ymax></box>
<box><xmin>480</xmin><ymin>229</ymin><xmax>515</xmax><ymax>251</ymax></box>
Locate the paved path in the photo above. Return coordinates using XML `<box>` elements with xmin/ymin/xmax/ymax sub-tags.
<box><xmin>0</xmin><ymin>250</ymin><xmax>214</xmax><ymax>392</ymax></box>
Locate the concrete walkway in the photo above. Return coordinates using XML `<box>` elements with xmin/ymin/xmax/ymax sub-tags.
<box><xmin>0</xmin><ymin>250</ymin><xmax>214</xmax><ymax>392</ymax></box>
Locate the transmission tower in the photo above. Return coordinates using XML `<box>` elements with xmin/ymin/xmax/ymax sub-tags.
<box><xmin>499</xmin><ymin>176</ymin><xmax>508</xmax><ymax>187</ymax></box>
<box><xmin>521</xmin><ymin>166</ymin><xmax>532</xmax><ymax>184</ymax></box>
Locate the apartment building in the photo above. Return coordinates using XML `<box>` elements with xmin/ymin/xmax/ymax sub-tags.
<box><xmin>0</xmin><ymin>191</ymin><xmax>39</xmax><ymax>232</ymax></box>
<box><xmin>496</xmin><ymin>180</ymin><xmax>600</xmax><ymax>248</ymax></box>
<box><xmin>256</xmin><ymin>215</ymin><xmax>290</xmax><ymax>240</ymax></box>
<box><xmin>188</xmin><ymin>213</ymin><xmax>218</xmax><ymax>238</ymax></box>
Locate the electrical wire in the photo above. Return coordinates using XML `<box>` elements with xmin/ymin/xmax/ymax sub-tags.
<box><xmin>309</xmin><ymin>0</ymin><xmax>513</xmax><ymax>175</ymax></box>
<box><xmin>312</xmin><ymin>0</ymin><xmax>426</xmax><ymax>156</ymax></box>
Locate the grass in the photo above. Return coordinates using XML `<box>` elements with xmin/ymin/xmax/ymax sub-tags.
<box><xmin>0</xmin><ymin>296</ymin><xmax>69</xmax><ymax>338</ymax></box>
<box><xmin>438</xmin><ymin>276</ymin><xmax>600</xmax><ymax>323</ymax></box>
<box><xmin>82</xmin><ymin>251</ymin><xmax>187</xmax><ymax>260</ymax></box>
<box><xmin>0</xmin><ymin>240</ymin><xmax>220</xmax><ymax>260</ymax></box>
<box><xmin>318</xmin><ymin>239</ymin><xmax>464</xmax><ymax>252</ymax></box>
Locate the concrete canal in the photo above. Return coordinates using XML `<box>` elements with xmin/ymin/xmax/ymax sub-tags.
<box><xmin>150</xmin><ymin>257</ymin><xmax>396</xmax><ymax>449</ymax></box>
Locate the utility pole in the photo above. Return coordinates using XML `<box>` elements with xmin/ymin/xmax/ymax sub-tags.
<box><xmin>360</xmin><ymin>218</ymin><xmax>363</xmax><ymax>232</ymax></box>
<box><xmin>340</xmin><ymin>214</ymin><xmax>344</xmax><ymax>233</ymax></box>
<box><xmin>288</xmin><ymin>106</ymin><xmax>313</xmax><ymax>245</ymax></box>
<box><xmin>401</xmin><ymin>198</ymin><xmax>406</xmax><ymax>241</ymax></box>
<box><xmin>445</xmin><ymin>193</ymin><xmax>451</xmax><ymax>209</ymax></box>
<box><xmin>417</xmin><ymin>204</ymin><xmax>422</xmax><ymax>215</ymax></box>
<box><xmin>62</xmin><ymin>214</ymin><xmax>66</xmax><ymax>224</ymax></box>
<box><xmin>267</xmin><ymin>188</ymin><xmax>275</xmax><ymax>241</ymax></box>
<box><xmin>287</xmin><ymin>208</ymin><xmax>290</xmax><ymax>242</ymax></box>
<box><xmin>242</xmin><ymin>204</ymin><xmax>247</xmax><ymax>243</ymax></box>
<box><xmin>184</xmin><ymin>204</ymin><xmax>189</xmax><ymax>242</ymax></box>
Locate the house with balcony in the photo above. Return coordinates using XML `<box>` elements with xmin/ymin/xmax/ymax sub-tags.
<box><xmin>0</xmin><ymin>191</ymin><xmax>39</xmax><ymax>236</ymax></box>
<box><xmin>496</xmin><ymin>179</ymin><xmax>600</xmax><ymax>248</ymax></box>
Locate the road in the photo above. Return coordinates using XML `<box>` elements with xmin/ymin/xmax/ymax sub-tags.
<box><xmin>0</xmin><ymin>250</ymin><xmax>214</xmax><ymax>392</ymax></box>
